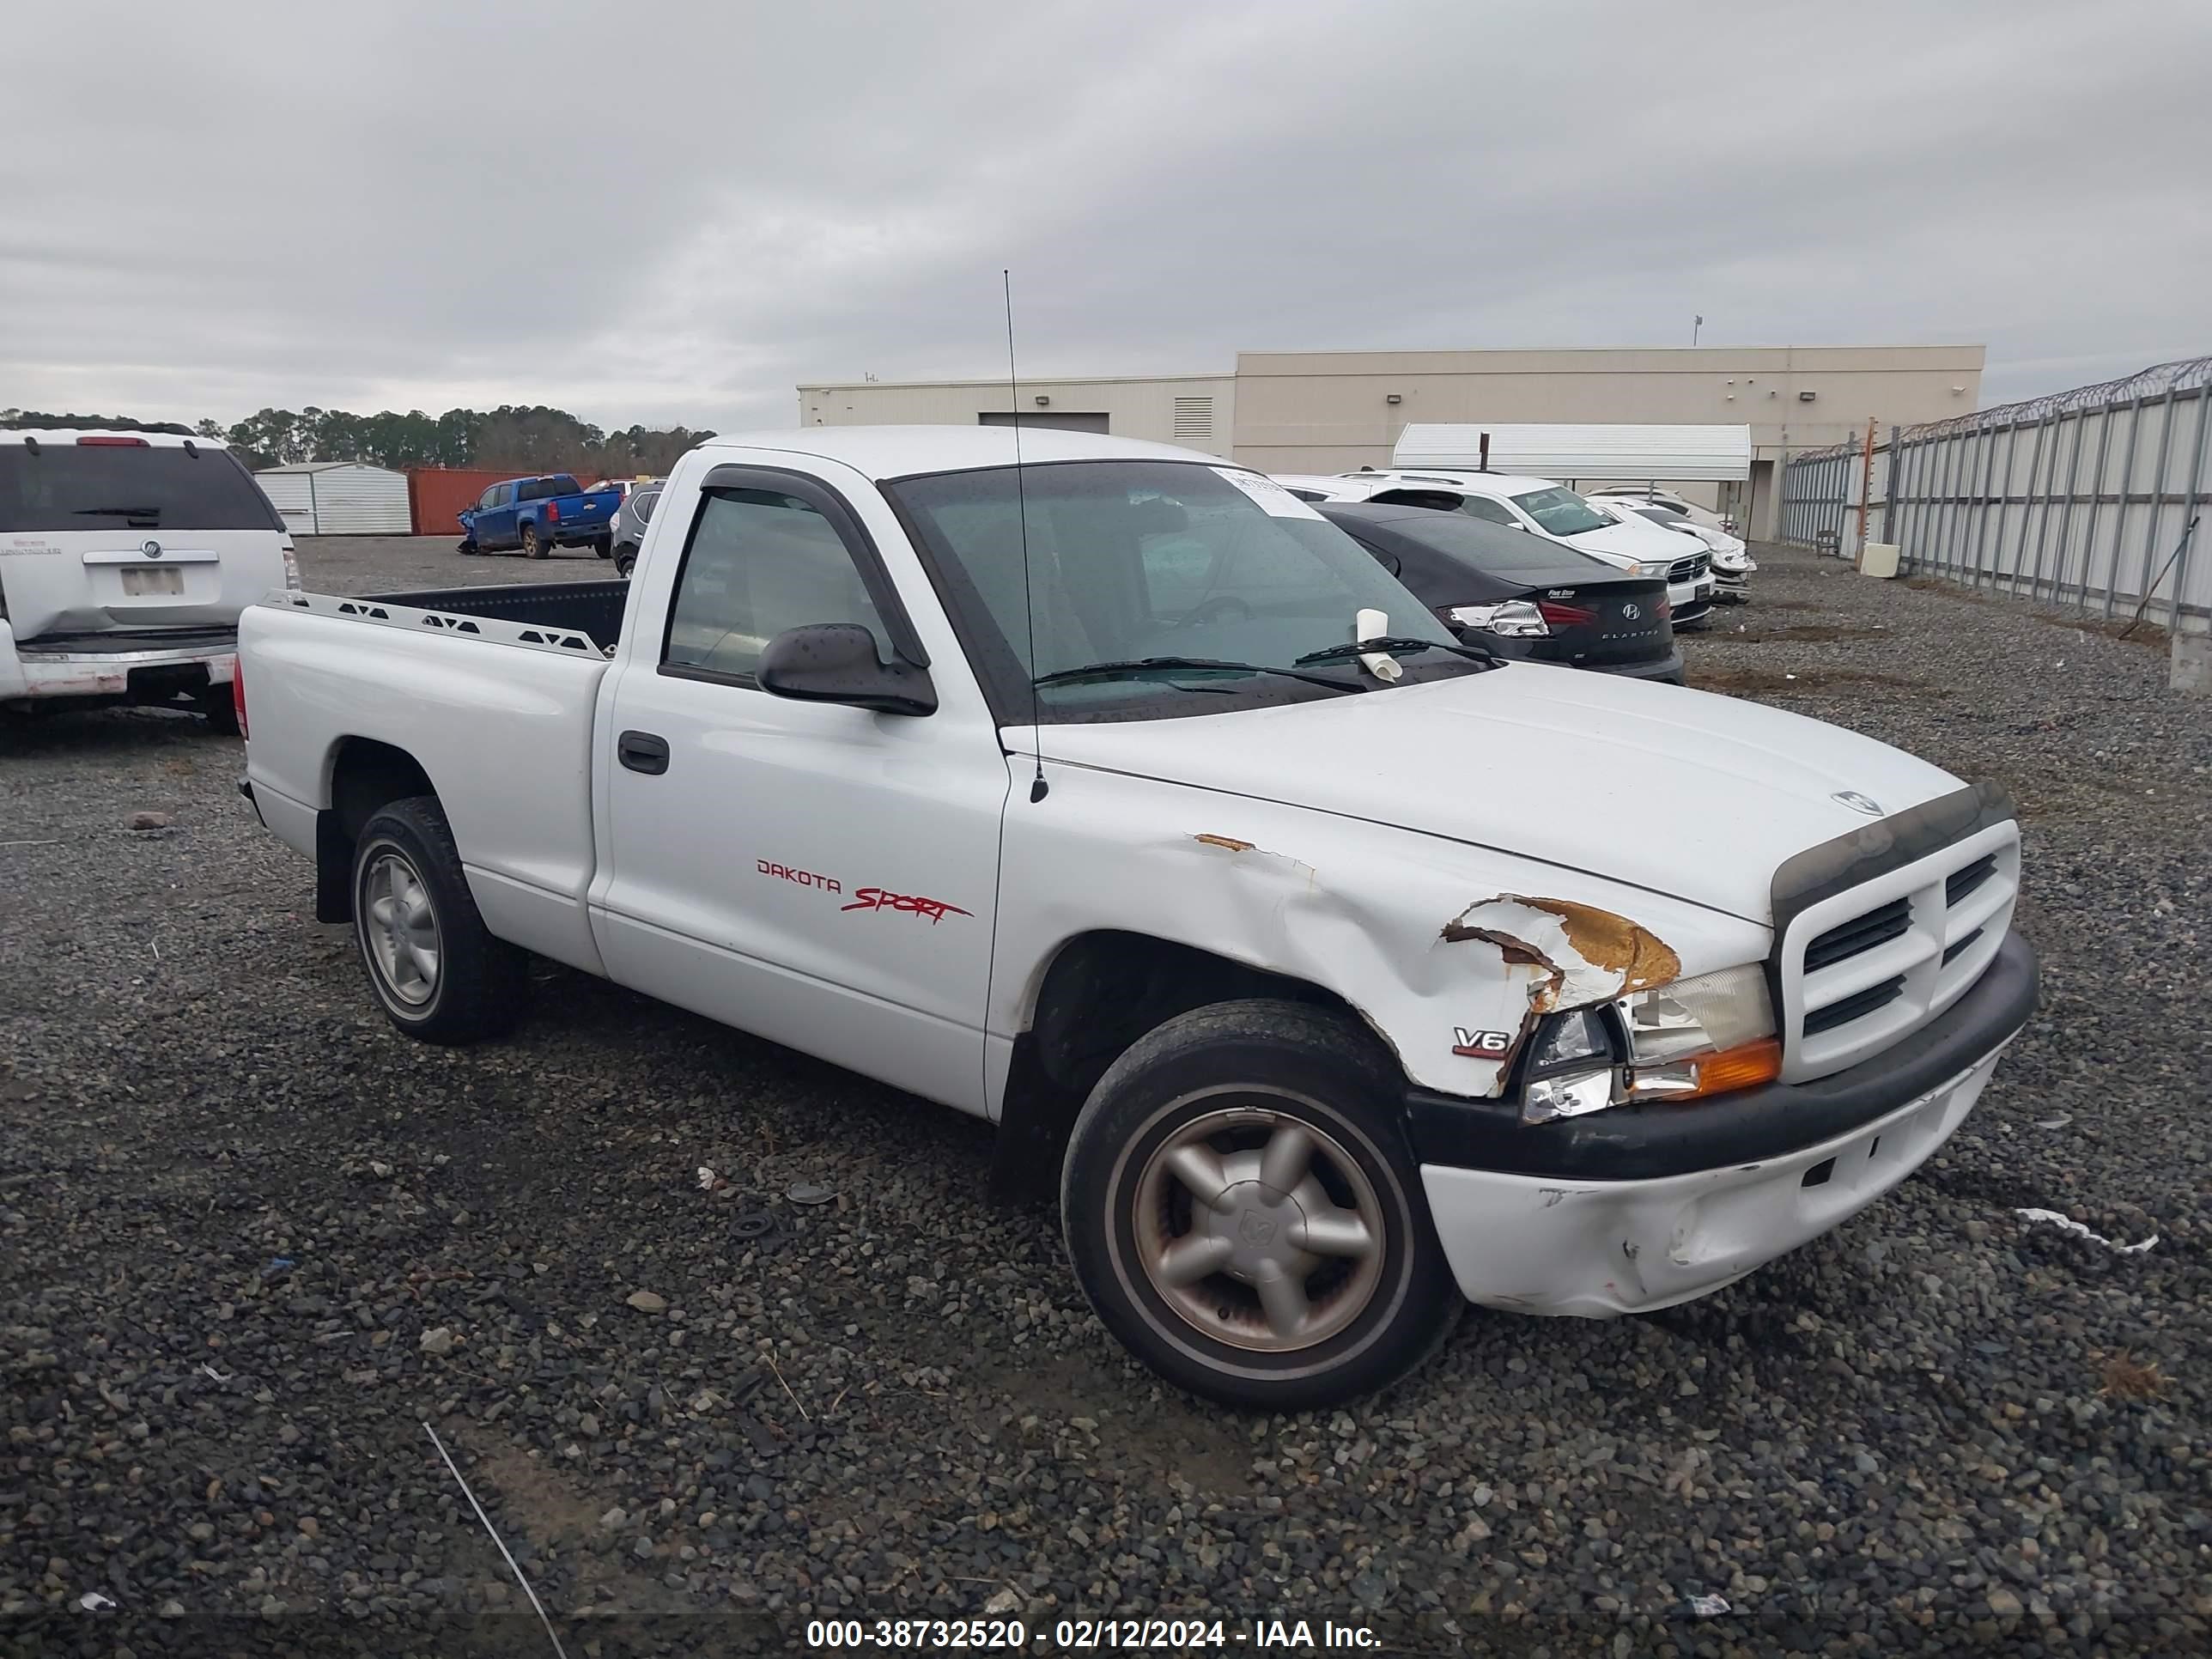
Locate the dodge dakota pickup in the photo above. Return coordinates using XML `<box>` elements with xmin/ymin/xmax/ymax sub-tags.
<box><xmin>236</xmin><ymin>427</ymin><xmax>2038</xmax><ymax>1408</ymax></box>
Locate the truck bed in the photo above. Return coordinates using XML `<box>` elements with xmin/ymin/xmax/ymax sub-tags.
<box><xmin>371</xmin><ymin>580</ymin><xmax>629</xmax><ymax>649</ymax></box>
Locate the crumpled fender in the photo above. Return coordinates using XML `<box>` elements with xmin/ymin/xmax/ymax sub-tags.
<box><xmin>991</xmin><ymin>763</ymin><xmax>1771</xmax><ymax>1100</ymax></box>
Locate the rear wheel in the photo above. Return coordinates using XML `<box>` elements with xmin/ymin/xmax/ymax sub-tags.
<box><xmin>351</xmin><ymin>797</ymin><xmax>523</xmax><ymax>1044</ymax></box>
<box><xmin>521</xmin><ymin>525</ymin><xmax>548</xmax><ymax>559</ymax></box>
<box><xmin>1061</xmin><ymin>1000</ymin><xmax>1461</xmax><ymax>1410</ymax></box>
<box><xmin>614</xmin><ymin>544</ymin><xmax>637</xmax><ymax>578</ymax></box>
<box><xmin>592</xmin><ymin>535</ymin><xmax>613</xmax><ymax>559</ymax></box>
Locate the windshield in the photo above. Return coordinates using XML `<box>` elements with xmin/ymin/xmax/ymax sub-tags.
<box><xmin>886</xmin><ymin>460</ymin><xmax>1472</xmax><ymax>717</ymax></box>
<box><xmin>0</xmin><ymin>444</ymin><xmax>284</xmax><ymax>532</ymax></box>
<box><xmin>1509</xmin><ymin>485</ymin><xmax>1613</xmax><ymax>538</ymax></box>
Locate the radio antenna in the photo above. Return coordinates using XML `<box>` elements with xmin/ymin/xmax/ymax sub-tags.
<box><xmin>1005</xmin><ymin>269</ymin><xmax>1048</xmax><ymax>805</ymax></box>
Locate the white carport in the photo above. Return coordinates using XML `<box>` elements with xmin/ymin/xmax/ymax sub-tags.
<box><xmin>1391</xmin><ymin>423</ymin><xmax>1753</xmax><ymax>483</ymax></box>
<box><xmin>253</xmin><ymin>462</ymin><xmax>410</xmax><ymax>535</ymax></box>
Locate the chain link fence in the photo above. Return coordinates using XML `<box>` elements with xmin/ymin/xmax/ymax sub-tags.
<box><xmin>1781</xmin><ymin>356</ymin><xmax>2211</xmax><ymax>624</ymax></box>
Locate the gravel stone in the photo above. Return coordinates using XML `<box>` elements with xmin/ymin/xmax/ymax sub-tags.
<box><xmin>623</xmin><ymin>1289</ymin><xmax>667</xmax><ymax>1314</ymax></box>
<box><xmin>0</xmin><ymin>538</ymin><xmax>2204</xmax><ymax>1654</ymax></box>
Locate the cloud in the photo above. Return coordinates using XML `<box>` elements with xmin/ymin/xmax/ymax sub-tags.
<box><xmin>7</xmin><ymin>0</ymin><xmax>2208</xmax><ymax>430</ymax></box>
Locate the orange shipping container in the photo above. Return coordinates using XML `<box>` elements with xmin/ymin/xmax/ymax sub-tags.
<box><xmin>406</xmin><ymin>468</ymin><xmax>541</xmax><ymax>538</ymax></box>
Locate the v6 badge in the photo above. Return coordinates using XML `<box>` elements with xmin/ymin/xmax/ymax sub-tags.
<box><xmin>1451</xmin><ymin>1027</ymin><xmax>1515</xmax><ymax>1059</ymax></box>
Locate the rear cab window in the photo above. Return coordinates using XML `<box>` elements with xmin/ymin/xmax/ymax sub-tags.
<box><xmin>0</xmin><ymin>442</ymin><xmax>284</xmax><ymax>532</ymax></box>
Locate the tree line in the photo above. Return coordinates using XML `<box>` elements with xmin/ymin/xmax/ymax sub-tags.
<box><xmin>1</xmin><ymin>404</ymin><xmax>714</xmax><ymax>478</ymax></box>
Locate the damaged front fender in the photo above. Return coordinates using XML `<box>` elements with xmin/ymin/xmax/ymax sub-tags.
<box><xmin>989</xmin><ymin>763</ymin><xmax>1768</xmax><ymax>1105</ymax></box>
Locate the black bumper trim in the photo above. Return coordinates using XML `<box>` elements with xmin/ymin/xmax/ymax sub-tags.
<box><xmin>1405</xmin><ymin>932</ymin><xmax>2039</xmax><ymax>1182</ymax></box>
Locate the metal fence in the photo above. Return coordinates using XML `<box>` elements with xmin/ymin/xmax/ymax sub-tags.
<box><xmin>1780</xmin><ymin>356</ymin><xmax>2211</xmax><ymax>624</ymax></box>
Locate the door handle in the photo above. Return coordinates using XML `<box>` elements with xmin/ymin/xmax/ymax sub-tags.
<box><xmin>617</xmin><ymin>730</ymin><xmax>670</xmax><ymax>775</ymax></box>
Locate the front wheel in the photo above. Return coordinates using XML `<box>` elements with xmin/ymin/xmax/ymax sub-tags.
<box><xmin>351</xmin><ymin>797</ymin><xmax>524</xmax><ymax>1044</ymax></box>
<box><xmin>1060</xmin><ymin>1000</ymin><xmax>1461</xmax><ymax>1410</ymax></box>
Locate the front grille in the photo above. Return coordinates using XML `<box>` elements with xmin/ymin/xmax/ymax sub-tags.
<box><xmin>1804</xmin><ymin>975</ymin><xmax>1906</xmax><ymax>1036</ymax></box>
<box><xmin>1781</xmin><ymin>825</ymin><xmax>2020</xmax><ymax>1082</ymax></box>
<box><xmin>1667</xmin><ymin>553</ymin><xmax>1711</xmax><ymax>583</ymax></box>
<box><xmin>1947</xmin><ymin>854</ymin><xmax>1997</xmax><ymax>906</ymax></box>
<box><xmin>1804</xmin><ymin>897</ymin><xmax>1911</xmax><ymax>971</ymax></box>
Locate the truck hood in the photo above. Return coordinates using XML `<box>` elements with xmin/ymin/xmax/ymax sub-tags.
<box><xmin>1030</xmin><ymin>665</ymin><xmax>1966</xmax><ymax>925</ymax></box>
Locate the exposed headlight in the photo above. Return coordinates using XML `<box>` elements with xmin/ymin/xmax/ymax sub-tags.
<box><xmin>1519</xmin><ymin>963</ymin><xmax>1780</xmax><ymax>1123</ymax></box>
<box><xmin>1445</xmin><ymin>599</ymin><xmax>1549</xmax><ymax>638</ymax></box>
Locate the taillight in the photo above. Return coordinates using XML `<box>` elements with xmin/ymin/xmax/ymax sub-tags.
<box><xmin>77</xmin><ymin>434</ymin><xmax>151</xmax><ymax>447</ymax></box>
<box><xmin>1656</xmin><ymin>597</ymin><xmax>1673</xmax><ymax>618</ymax></box>
<box><xmin>1535</xmin><ymin>599</ymin><xmax>1595</xmax><ymax>627</ymax></box>
<box><xmin>545</xmin><ymin>502</ymin><xmax>561</xmax><ymax>522</ymax></box>
<box><xmin>232</xmin><ymin>659</ymin><xmax>248</xmax><ymax>739</ymax></box>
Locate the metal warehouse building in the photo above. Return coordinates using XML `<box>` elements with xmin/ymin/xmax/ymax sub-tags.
<box><xmin>799</xmin><ymin>345</ymin><xmax>1984</xmax><ymax>540</ymax></box>
<box><xmin>253</xmin><ymin>461</ymin><xmax>411</xmax><ymax>536</ymax></box>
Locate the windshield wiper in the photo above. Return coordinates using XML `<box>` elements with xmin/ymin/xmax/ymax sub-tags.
<box><xmin>1033</xmin><ymin>656</ymin><xmax>1366</xmax><ymax>694</ymax></box>
<box><xmin>74</xmin><ymin>505</ymin><xmax>162</xmax><ymax>520</ymax></box>
<box><xmin>1293</xmin><ymin>635</ymin><xmax>1496</xmax><ymax>668</ymax></box>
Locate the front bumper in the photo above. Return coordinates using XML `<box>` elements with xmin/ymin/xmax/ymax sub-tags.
<box><xmin>1409</xmin><ymin>932</ymin><xmax>2038</xmax><ymax>1316</ymax></box>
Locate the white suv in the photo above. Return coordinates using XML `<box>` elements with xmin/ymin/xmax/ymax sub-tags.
<box><xmin>1277</xmin><ymin>471</ymin><xmax>1715</xmax><ymax>626</ymax></box>
<box><xmin>0</xmin><ymin>430</ymin><xmax>295</xmax><ymax>724</ymax></box>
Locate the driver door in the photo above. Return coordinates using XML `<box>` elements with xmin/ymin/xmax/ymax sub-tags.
<box><xmin>591</xmin><ymin>467</ymin><xmax>1011</xmax><ymax>1115</ymax></box>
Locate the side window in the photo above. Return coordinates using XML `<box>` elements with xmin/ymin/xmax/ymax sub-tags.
<box><xmin>663</xmin><ymin>489</ymin><xmax>890</xmax><ymax>683</ymax></box>
<box><xmin>495</xmin><ymin>483</ymin><xmax>514</xmax><ymax>507</ymax></box>
<box><xmin>1456</xmin><ymin>495</ymin><xmax>1521</xmax><ymax>526</ymax></box>
<box><xmin>633</xmin><ymin>488</ymin><xmax>661</xmax><ymax>524</ymax></box>
<box><xmin>478</xmin><ymin>487</ymin><xmax>498</xmax><ymax>511</ymax></box>
<box><xmin>517</xmin><ymin>477</ymin><xmax>548</xmax><ymax>503</ymax></box>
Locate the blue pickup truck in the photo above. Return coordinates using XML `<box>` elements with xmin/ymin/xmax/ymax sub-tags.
<box><xmin>457</xmin><ymin>473</ymin><xmax>623</xmax><ymax>559</ymax></box>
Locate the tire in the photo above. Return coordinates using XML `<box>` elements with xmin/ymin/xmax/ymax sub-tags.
<box><xmin>1060</xmin><ymin>999</ymin><xmax>1461</xmax><ymax>1410</ymax></box>
<box><xmin>198</xmin><ymin>694</ymin><xmax>240</xmax><ymax>736</ymax></box>
<box><xmin>458</xmin><ymin>539</ymin><xmax>480</xmax><ymax>556</ymax></box>
<box><xmin>350</xmin><ymin>796</ymin><xmax>524</xmax><ymax>1045</ymax></box>
<box><xmin>520</xmin><ymin>525</ymin><xmax>548</xmax><ymax>560</ymax></box>
<box><xmin>614</xmin><ymin>544</ymin><xmax>637</xmax><ymax>579</ymax></box>
<box><xmin>592</xmin><ymin>535</ymin><xmax>613</xmax><ymax>559</ymax></box>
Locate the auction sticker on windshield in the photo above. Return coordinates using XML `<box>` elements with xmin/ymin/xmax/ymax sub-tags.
<box><xmin>1211</xmin><ymin>467</ymin><xmax>1324</xmax><ymax>520</ymax></box>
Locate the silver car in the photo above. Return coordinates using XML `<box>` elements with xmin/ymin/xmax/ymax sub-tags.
<box><xmin>605</xmin><ymin>481</ymin><xmax>664</xmax><ymax>578</ymax></box>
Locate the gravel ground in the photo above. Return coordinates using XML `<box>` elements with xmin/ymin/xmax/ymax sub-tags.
<box><xmin>1</xmin><ymin>540</ymin><xmax>2206</xmax><ymax>1656</ymax></box>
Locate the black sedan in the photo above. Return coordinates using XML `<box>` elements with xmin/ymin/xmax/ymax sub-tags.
<box><xmin>1318</xmin><ymin>502</ymin><xmax>1683</xmax><ymax>683</ymax></box>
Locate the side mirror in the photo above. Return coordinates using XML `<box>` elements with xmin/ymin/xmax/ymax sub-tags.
<box><xmin>757</xmin><ymin>623</ymin><xmax>936</xmax><ymax>716</ymax></box>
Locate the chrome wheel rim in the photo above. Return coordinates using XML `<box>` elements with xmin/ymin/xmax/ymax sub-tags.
<box><xmin>1132</xmin><ymin>1103</ymin><xmax>1385</xmax><ymax>1352</ymax></box>
<box><xmin>363</xmin><ymin>850</ymin><xmax>441</xmax><ymax>1007</ymax></box>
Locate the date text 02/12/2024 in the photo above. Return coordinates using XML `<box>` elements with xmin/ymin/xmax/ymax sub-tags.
<box><xmin>803</xmin><ymin>1617</ymin><xmax>1381</xmax><ymax>1649</ymax></box>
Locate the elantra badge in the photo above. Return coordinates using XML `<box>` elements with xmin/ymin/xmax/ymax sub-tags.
<box><xmin>1832</xmin><ymin>791</ymin><xmax>1884</xmax><ymax>816</ymax></box>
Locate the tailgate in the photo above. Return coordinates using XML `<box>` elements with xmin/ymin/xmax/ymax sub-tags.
<box><xmin>3</xmin><ymin>528</ymin><xmax>287</xmax><ymax>641</ymax></box>
<box><xmin>1</xmin><ymin>441</ymin><xmax>288</xmax><ymax>641</ymax></box>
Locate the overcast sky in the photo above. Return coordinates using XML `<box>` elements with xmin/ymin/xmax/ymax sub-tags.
<box><xmin>9</xmin><ymin>0</ymin><xmax>2209</xmax><ymax>433</ymax></box>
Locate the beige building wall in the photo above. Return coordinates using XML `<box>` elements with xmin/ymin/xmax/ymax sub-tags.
<box><xmin>793</xmin><ymin>346</ymin><xmax>1985</xmax><ymax>540</ymax></box>
<box><xmin>1234</xmin><ymin>345</ymin><xmax>1985</xmax><ymax>539</ymax></box>
<box><xmin>796</xmin><ymin>374</ymin><xmax>1237</xmax><ymax>459</ymax></box>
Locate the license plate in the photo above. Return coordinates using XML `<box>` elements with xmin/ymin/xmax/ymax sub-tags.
<box><xmin>122</xmin><ymin>568</ymin><xmax>185</xmax><ymax>596</ymax></box>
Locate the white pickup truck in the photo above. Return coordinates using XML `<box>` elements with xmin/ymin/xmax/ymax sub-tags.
<box><xmin>237</xmin><ymin>428</ymin><xmax>2038</xmax><ymax>1408</ymax></box>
